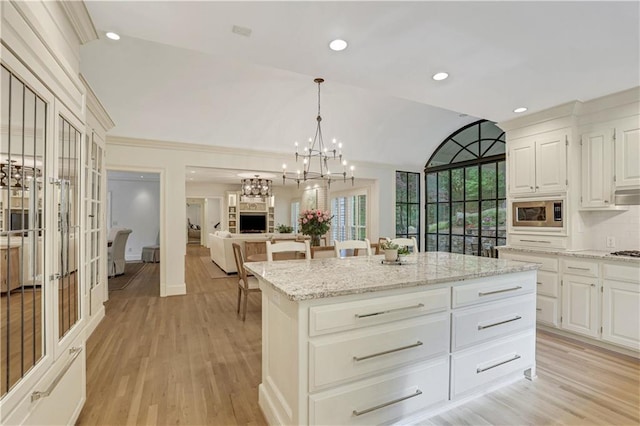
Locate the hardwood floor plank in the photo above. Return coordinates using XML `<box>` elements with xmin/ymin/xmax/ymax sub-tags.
<box><xmin>77</xmin><ymin>245</ymin><xmax>639</xmax><ymax>426</ymax></box>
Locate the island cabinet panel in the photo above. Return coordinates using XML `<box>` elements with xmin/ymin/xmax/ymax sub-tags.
<box><xmin>308</xmin><ymin>288</ymin><xmax>449</xmax><ymax>336</ymax></box>
<box><xmin>453</xmin><ymin>271</ymin><xmax>536</xmax><ymax>307</ymax></box>
<box><xmin>309</xmin><ymin>358</ymin><xmax>449</xmax><ymax>426</ymax></box>
<box><xmin>452</xmin><ymin>294</ymin><xmax>536</xmax><ymax>351</ymax></box>
<box><xmin>309</xmin><ymin>314</ymin><xmax>449</xmax><ymax>391</ymax></box>
<box><xmin>450</xmin><ymin>331</ymin><xmax>535</xmax><ymax>398</ymax></box>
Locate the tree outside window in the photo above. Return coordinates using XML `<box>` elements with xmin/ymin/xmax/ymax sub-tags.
<box><xmin>395</xmin><ymin>171</ymin><xmax>420</xmax><ymax>249</ymax></box>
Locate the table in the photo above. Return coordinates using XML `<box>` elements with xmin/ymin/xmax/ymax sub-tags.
<box><xmin>246</xmin><ymin>252</ymin><xmax>304</xmax><ymax>262</ymax></box>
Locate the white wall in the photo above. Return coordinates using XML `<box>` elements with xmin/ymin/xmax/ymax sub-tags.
<box><xmin>107</xmin><ymin>173</ymin><xmax>160</xmax><ymax>261</ymax></box>
<box><xmin>580</xmin><ymin>206</ymin><xmax>640</xmax><ymax>251</ymax></box>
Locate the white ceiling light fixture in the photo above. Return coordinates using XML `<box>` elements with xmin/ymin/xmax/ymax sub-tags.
<box><xmin>432</xmin><ymin>72</ymin><xmax>449</xmax><ymax>81</ymax></box>
<box><xmin>282</xmin><ymin>78</ymin><xmax>354</xmax><ymax>188</ymax></box>
<box><xmin>513</xmin><ymin>107</ymin><xmax>528</xmax><ymax>113</ymax></box>
<box><xmin>105</xmin><ymin>31</ymin><xmax>120</xmax><ymax>40</ymax></box>
<box><xmin>329</xmin><ymin>39</ymin><xmax>348</xmax><ymax>51</ymax></box>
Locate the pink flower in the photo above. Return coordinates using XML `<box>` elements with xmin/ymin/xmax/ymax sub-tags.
<box><xmin>318</xmin><ymin>217</ymin><xmax>323</xmax><ymax>222</ymax></box>
<box><xmin>307</xmin><ymin>214</ymin><xmax>313</xmax><ymax>219</ymax></box>
<box><xmin>302</xmin><ymin>218</ymin><xmax>308</xmax><ymax>224</ymax></box>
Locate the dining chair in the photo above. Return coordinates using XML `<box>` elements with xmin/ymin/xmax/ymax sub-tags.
<box><xmin>266</xmin><ymin>240</ymin><xmax>311</xmax><ymax>261</ymax></box>
<box><xmin>311</xmin><ymin>245</ymin><xmax>336</xmax><ymax>259</ymax></box>
<box><xmin>334</xmin><ymin>238</ymin><xmax>372</xmax><ymax>257</ymax></box>
<box><xmin>232</xmin><ymin>243</ymin><xmax>260</xmax><ymax>321</ymax></box>
<box><xmin>390</xmin><ymin>237</ymin><xmax>418</xmax><ymax>253</ymax></box>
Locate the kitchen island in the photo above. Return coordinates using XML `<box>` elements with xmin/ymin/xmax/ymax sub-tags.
<box><xmin>245</xmin><ymin>252</ymin><xmax>539</xmax><ymax>425</ymax></box>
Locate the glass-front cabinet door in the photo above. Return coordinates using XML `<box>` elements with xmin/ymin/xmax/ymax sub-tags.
<box><xmin>0</xmin><ymin>65</ymin><xmax>47</xmax><ymax>398</ymax></box>
<box><xmin>85</xmin><ymin>131</ymin><xmax>104</xmax><ymax>317</ymax></box>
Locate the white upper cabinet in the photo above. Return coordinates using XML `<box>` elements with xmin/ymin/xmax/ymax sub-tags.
<box><xmin>509</xmin><ymin>130</ymin><xmax>567</xmax><ymax>196</ymax></box>
<box><xmin>614</xmin><ymin>117</ymin><xmax>640</xmax><ymax>189</ymax></box>
<box><xmin>581</xmin><ymin>129</ymin><xmax>614</xmax><ymax>207</ymax></box>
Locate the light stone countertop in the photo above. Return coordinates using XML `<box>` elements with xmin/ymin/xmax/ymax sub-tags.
<box><xmin>244</xmin><ymin>252</ymin><xmax>539</xmax><ymax>301</ymax></box>
<box><xmin>497</xmin><ymin>246</ymin><xmax>640</xmax><ymax>264</ymax></box>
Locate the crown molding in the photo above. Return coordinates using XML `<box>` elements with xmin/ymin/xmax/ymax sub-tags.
<box><xmin>497</xmin><ymin>101</ymin><xmax>580</xmax><ymax>132</ymax></box>
<box><xmin>80</xmin><ymin>74</ymin><xmax>115</xmax><ymax>131</ymax></box>
<box><xmin>59</xmin><ymin>1</ymin><xmax>99</xmax><ymax>44</ymax></box>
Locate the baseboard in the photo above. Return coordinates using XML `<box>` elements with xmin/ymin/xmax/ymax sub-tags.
<box><xmin>125</xmin><ymin>253</ymin><xmax>140</xmax><ymax>262</ymax></box>
<box><xmin>165</xmin><ymin>283</ymin><xmax>186</xmax><ymax>296</ymax></box>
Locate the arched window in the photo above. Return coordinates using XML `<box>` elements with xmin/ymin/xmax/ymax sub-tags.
<box><xmin>425</xmin><ymin>120</ymin><xmax>506</xmax><ymax>255</ymax></box>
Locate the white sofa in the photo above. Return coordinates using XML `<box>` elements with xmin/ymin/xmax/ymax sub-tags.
<box><xmin>208</xmin><ymin>231</ymin><xmax>299</xmax><ymax>274</ymax></box>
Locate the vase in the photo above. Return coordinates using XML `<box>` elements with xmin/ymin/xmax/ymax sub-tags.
<box><xmin>384</xmin><ymin>249</ymin><xmax>398</xmax><ymax>262</ymax></box>
<box><xmin>310</xmin><ymin>235</ymin><xmax>321</xmax><ymax>247</ymax></box>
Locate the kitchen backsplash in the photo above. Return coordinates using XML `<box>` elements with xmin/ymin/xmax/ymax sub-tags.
<box><xmin>580</xmin><ymin>205</ymin><xmax>640</xmax><ymax>251</ymax></box>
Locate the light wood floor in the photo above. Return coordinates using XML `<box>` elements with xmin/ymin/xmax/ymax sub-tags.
<box><xmin>77</xmin><ymin>245</ymin><xmax>639</xmax><ymax>425</ymax></box>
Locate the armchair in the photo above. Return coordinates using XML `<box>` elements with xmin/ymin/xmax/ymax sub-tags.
<box><xmin>107</xmin><ymin>228</ymin><xmax>132</xmax><ymax>277</ymax></box>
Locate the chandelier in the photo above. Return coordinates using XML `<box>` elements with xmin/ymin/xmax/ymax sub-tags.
<box><xmin>282</xmin><ymin>78</ymin><xmax>354</xmax><ymax>188</ymax></box>
<box><xmin>0</xmin><ymin>160</ymin><xmax>42</xmax><ymax>189</ymax></box>
<box><xmin>241</xmin><ymin>175</ymin><xmax>272</xmax><ymax>198</ymax></box>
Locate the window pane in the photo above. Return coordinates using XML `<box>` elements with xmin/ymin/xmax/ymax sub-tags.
<box><xmin>498</xmin><ymin>199</ymin><xmax>507</xmax><ymax>238</ymax></box>
<box><xmin>497</xmin><ymin>161</ymin><xmax>506</xmax><ymax>198</ymax></box>
<box><xmin>438</xmin><ymin>235</ymin><xmax>450</xmax><ymax>252</ymax></box>
<box><xmin>481</xmin><ymin>163</ymin><xmax>497</xmax><ymax>199</ymax></box>
<box><xmin>426</xmin><ymin>234</ymin><xmax>437</xmax><ymax>251</ymax></box>
<box><xmin>396</xmin><ymin>204</ymin><xmax>407</xmax><ymax>234</ymax></box>
<box><xmin>426</xmin><ymin>204</ymin><xmax>437</xmax><ymax>233</ymax></box>
<box><xmin>408</xmin><ymin>204</ymin><xmax>419</xmax><ymax>233</ymax></box>
<box><xmin>485</xmin><ymin>141</ymin><xmax>506</xmax><ymax>157</ymax></box>
<box><xmin>465</xmin><ymin>166</ymin><xmax>478</xmax><ymax>200</ymax></box>
<box><xmin>408</xmin><ymin>173</ymin><xmax>419</xmax><ymax>203</ymax></box>
<box><xmin>453</xmin><ymin>126</ymin><xmax>479</xmax><ymax>153</ymax></box>
<box><xmin>451</xmin><ymin>235</ymin><xmax>464</xmax><ymax>254</ymax></box>
<box><xmin>465</xmin><ymin>236</ymin><xmax>478</xmax><ymax>255</ymax></box>
<box><xmin>451</xmin><ymin>202</ymin><xmax>464</xmax><ymax>235</ymax></box>
<box><xmin>396</xmin><ymin>172</ymin><xmax>407</xmax><ymax>203</ymax></box>
<box><xmin>481</xmin><ymin>200</ymin><xmax>497</xmax><ymax>235</ymax></box>
<box><xmin>451</xmin><ymin>168</ymin><xmax>464</xmax><ymax>201</ymax></box>
<box><xmin>438</xmin><ymin>204</ymin><xmax>450</xmax><ymax>234</ymax></box>
<box><xmin>426</xmin><ymin>173</ymin><xmax>437</xmax><ymax>202</ymax></box>
<box><xmin>438</xmin><ymin>171</ymin><xmax>449</xmax><ymax>202</ymax></box>
<box><xmin>465</xmin><ymin>202</ymin><xmax>479</xmax><ymax>234</ymax></box>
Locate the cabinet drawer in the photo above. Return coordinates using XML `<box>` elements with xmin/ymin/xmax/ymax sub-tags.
<box><xmin>500</xmin><ymin>253</ymin><xmax>559</xmax><ymax>272</ymax></box>
<box><xmin>452</xmin><ymin>294</ymin><xmax>535</xmax><ymax>351</ymax></box>
<box><xmin>309</xmin><ymin>288</ymin><xmax>449</xmax><ymax>336</ymax></box>
<box><xmin>309</xmin><ymin>314</ymin><xmax>449</xmax><ymax>391</ymax></box>
<box><xmin>451</xmin><ymin>331</ymin><xmax>535</xmax><ymax>398</ymax></box>
<box><xmin>603</xmin><ymin>263</ymin><xmax>640</xmax><ymax>283</ymax></box>
<box><xmin>453</xmin><ymin>272</ymin><xmax>536</xmax><ymax>308</ymax></box>
<box><xmin>536</xmin><ymin>270</ymin><xmax>559</xmax><ymax>297</ymax></box>
<box><xmin>510</xmin><ymin>234</ymin><xmax>567</xmax><ymax>249</ymax></box>
<box><xmin>309</xmin><ymin>357</ymin><xmax>448</xmax><ymax>426</ymax></box>
<box><xmin>536</xmin><ymin>295</ymin><xmax>559</xmax><ymax>327</ymax></box>
<box><xmin>562</xmin><ymin>259</ymin><xmax>599</xmax><ymax>277</ymax></box>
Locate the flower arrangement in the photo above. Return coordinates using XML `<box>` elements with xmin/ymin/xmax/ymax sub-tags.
<box><xmin>298</xmin><ymin>209</ymin><xmax>332</xmax><ymax>238</ymax></box>
<box><xmin>379</xmin><ymin>239</ymin><xmax>399</xmax><ymax>250</ymax></box>
<box><xmin>276</xmin><ymin>223</ymin><xmax>293</xmax><ymax>233</ymax></box>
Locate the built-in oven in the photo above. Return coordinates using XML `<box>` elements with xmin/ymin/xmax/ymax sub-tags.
<box><xmin>512</xmin><ymin>200</ymin><xmax>563</xmax><ymax>228</ymax></box>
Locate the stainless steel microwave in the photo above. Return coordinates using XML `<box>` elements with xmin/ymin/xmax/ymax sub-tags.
<box><xmin>512</xmin><ymin>200</ymin><xmax>563</xmax><ymax>228</ymax></box>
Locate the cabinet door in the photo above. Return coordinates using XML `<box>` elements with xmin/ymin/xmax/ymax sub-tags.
<box><xmin>602</xmin><ymin>279</ymin><xmax>640</xmax><ymax>350</ymax></box>
<box><xmin>561</xmin><ymin>275</ymin><xmax>599</xmax><ymax>338</ymax></box>
<box><xmin>614</xmin><ymin>118</ymin><xmax>640</xmax><ymax>188</ymax></box>
<box><xmin>535</xmin><ymin>131</ymin><xmax>567</xmax><ymax>193</ymax></box>
<box><xmin>508</xmin><ymin>138</ymin><xmax>536</xmax><ymax>195</ymax></box>
<box><xmin>581</xmin><ymin>129</ymin><xmax>614</xmax><ymax>207</ymax></box>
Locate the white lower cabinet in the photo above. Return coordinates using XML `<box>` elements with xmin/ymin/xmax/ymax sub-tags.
<box><xmin>561</xmin><ymin>259</ymin><xmax>599</xmax><ymax>338</ymax></box>
<box><xmin>536</xmin><ymin>295</ymin><xmax>560</xmax><ymax>327</ymax></box>
<box><xmin>602</xmin><ymin>263</ymin><xmax>640</xmax><ymax>350</ymax></box>
<box><xmin>309</xmin><ymin>358</ymin><xmax>448</xmax><ymax>426</ymax></box>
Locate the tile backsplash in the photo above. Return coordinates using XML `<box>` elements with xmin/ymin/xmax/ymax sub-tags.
<box><xmin>580</xmin><ymin>205</ymin><xmax>640</xmax><ymax>251</ymax></box>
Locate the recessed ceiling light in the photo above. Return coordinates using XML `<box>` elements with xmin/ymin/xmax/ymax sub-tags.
<box><xmin>190</xmin><ymin>170</ymin><xmax>195</xmax><ymax>174</ymax></box>
<box><xmin>329</xmin><ymin>39</ymin><xmax>348</xmax><ymax>51</ymax></box>
<box><xmin>106</xmin><ymin>32</ymin><xmax>120</xmax><ymax>41</ymax></box>
<box><xmin>513</xmin><ymin>107</ymin><xmax>528</xmax><ymax>113</ymax></box>
<box><xmin>432</xmin><ymin>72</ymin><xmax>449</xmax><ymax>81</ymax></box>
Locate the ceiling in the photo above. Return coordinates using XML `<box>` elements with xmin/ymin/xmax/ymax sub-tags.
<box><xmin>81</xmin><ymin>1</ymin><xmax>639</xmax><ymax>171</ymax></box>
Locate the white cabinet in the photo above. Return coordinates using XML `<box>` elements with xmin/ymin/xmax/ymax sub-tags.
<box><xmin>602</xmin><ymin>263</ymin><xmax>640</xmax><ymax>350</ymax></box>
<box><xmin>581</xmin><ymin>129</ymin><xmax>614</xmax><ymax>207</ymax></box>
<box><xmin>561</xmin><ymin>259</ymin><xmax>599</xmax><ymax>338</ymax></box>
<box><xmin>509</xmin><ymin>130</ymin><xmax>567</xmax><ymax>196</ymax></box>
<box><xmin>614</xmin><ymin>117</ymin><xmax>640</xmax><ymax>188</ymax></box>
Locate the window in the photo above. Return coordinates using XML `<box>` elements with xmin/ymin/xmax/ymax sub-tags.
<box><xmin>395</xmin><ymin>171</ymin><xmax>420</xmax><ymax>249</ymax></box>
<box><xmin>425</xmin><ymin>120</ymin><xmax>506</xmax><ymax>255</ymax></box>
<box><xmin>331</xmin><ymin>193</ymin><xmax>367</xmax><ymax>242</ymax></box>
<box><xmin>290</xmin><ymin>201</ymin><xmax>300</xmax><ymax>233</ymax></box>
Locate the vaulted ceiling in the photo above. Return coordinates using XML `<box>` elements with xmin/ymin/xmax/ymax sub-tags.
<box><xmin>80</xmin><ymin>1</ymin><xmax>639</xmax><ymax>170</ymax></box>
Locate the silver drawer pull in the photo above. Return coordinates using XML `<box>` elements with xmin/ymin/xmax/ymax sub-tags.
<box><xmin>477</xmin><ymin>354</ymin><xmax>521</xmax><ymax>373</ymax></box>
<box><xmin>536</xmin><ymin>308</ymin><xmax>542</xmax><ymax>311</ymax></box>
<box><xmin>536</xmin><ymin>282</ymin><xmax>542</xmax><ymax>285</ymax></box>
<box><xmin>353</xmin><ymin>341</ymin><xmax>423</xmax><ymax>362</ymax></box>
<box><xmin>521</xmin><ymin>239</ymin><xmax>551</xmax><ymax>244</ymax></box>
<box><xmin>352</xmin><ymin>389</ymin><xmax>422</xmax><ymax>416</ymax></box>
<box><xmin>478</xmin><ymin>316</ymin><xmax>522</xmax><ymax>330</ymax></box>
<box><xmin>31</xmin><ymin>346</ymin><xmax>83</xmax><ymax>402</ymax></box>
<box><xmin>355</xmin><ymin>303</ymin><xmax>424</xmax><ymax>319</ymax></box>
<box><xmin>478</xmin><ymin>286</ymin><xmax>522</xmax><ymax>297</ymax></box>
<box><xmin>567</xmin><ymin>266</ymin><xmax>590</xmax><ymax>271</ymax></box>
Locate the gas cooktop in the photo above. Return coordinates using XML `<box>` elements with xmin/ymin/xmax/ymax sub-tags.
<box><xmin>610</xmin><ymin>250</ymin><xmax>640</xmax><ymax>258</ymax></box>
